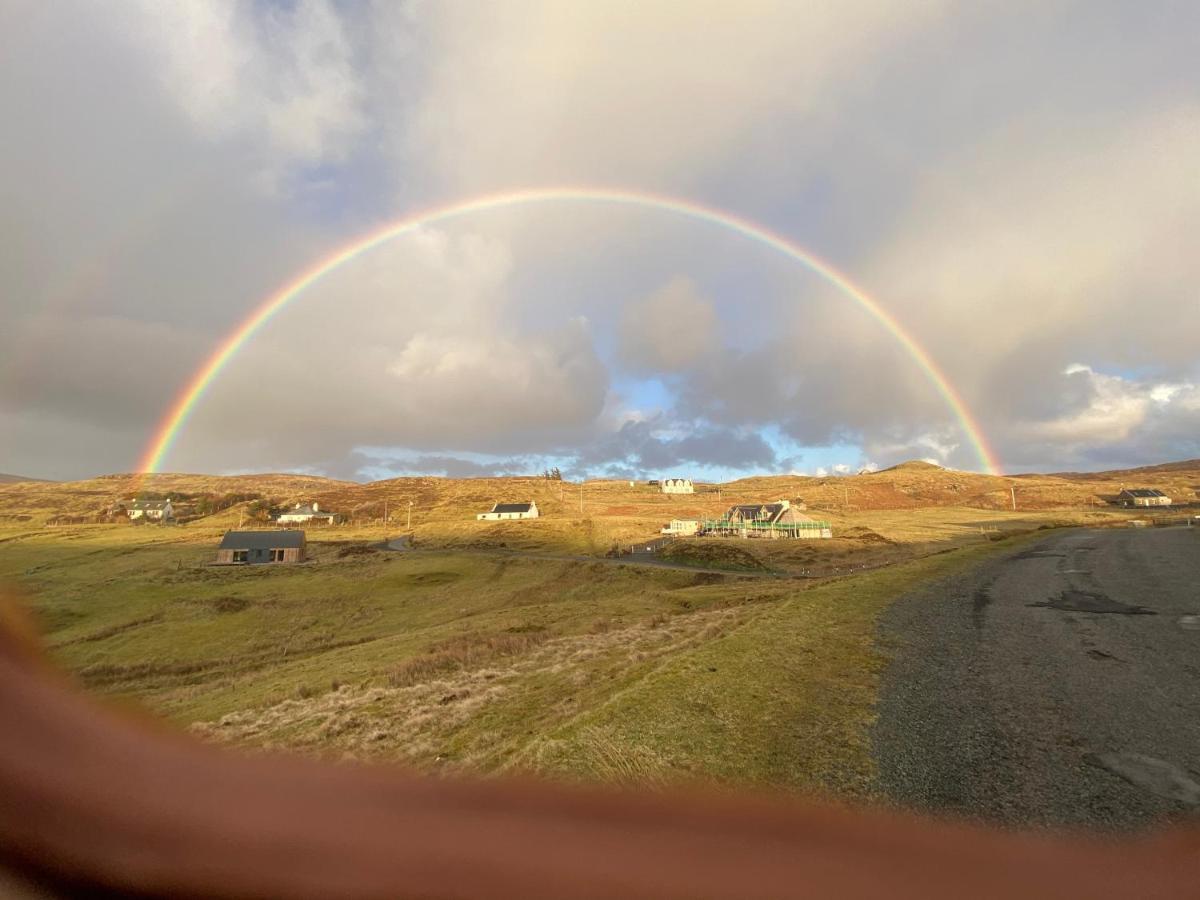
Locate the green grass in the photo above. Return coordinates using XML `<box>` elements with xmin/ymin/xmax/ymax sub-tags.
<box><xmin>0</xmin><ymin>521</ymin><xmax>1029</xmax><ymax>799</ymax></box>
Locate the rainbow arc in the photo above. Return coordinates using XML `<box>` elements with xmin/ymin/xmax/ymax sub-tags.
<box><xmin>137</xmin><ymin>187</ymin><xmax>1001</xmax><ymax>477</ymax></box>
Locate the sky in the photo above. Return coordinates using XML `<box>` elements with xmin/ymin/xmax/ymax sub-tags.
<box><xmin>2</xmin><ymin>1</ymin><xmax>1198</xmax><ymax>482</ymax></box>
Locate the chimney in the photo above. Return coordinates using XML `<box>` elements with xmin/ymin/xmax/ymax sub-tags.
<box><xmin>312</xmin><ymin>502</ymin><xmax>319</xmax><ymax>512</ymax></box>
<box><xmin>778</xmin><ymin>499</ymin><xmax>790</xmax><ymax>510</ymax></box>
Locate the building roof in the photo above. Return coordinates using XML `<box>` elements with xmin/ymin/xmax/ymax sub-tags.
<box><xmin>491</xmin><ymin>502</ymin><xmax>534</xmax><ymax>513</ymax></box>
<box><xmin>1120</xmin><ymin>488</ymin><xmax>1168</xmax><ymax>498</ymax></box>
<box><xmin>219</xmin><ymin>530</ymin><xmax>306</xmax><ymax>550</ymax></box>
<box><xmin>128</xmin><ymin>499</ymin><xmax>171</xmax><ymax>510</ymax></box>
<box><xmin>726</xmin><ymin>503</ymin><xmax>788</xmax><ymax>523</ymax></box>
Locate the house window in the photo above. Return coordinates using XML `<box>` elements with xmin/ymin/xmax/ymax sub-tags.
<box><xmin>270</xmin><ymin>549</ymin><xmax>286</xmax><ymax>562</ymax></box>
<box><xmin>232</xmin><ymin>550</ymin><xmax>248</xmax><ymax>563</ymax></box>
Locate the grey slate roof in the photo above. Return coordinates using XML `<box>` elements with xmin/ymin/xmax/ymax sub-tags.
<box><xmin>129</xmin><ymin>499</ymin><xmax>170</xmax><ymax>510</ymax></box>
<box><xmin>726</xmin><ymin>503</ymin><xmax>786</xmax><ymax>523</ymax></box>
<box><xmin>219</xmin><ymin>530</ymin><xmax>305</xmax><ymax>550</ymax></box>
<box><xmin>1121</xmin><ymin>488</ymin><xmax>1167</xmax><ymax>498</ymax></box>
<box><xmin>492</xmin><ymin>502</ymin><xmax>533</xmax><ymax>514</ymax></box>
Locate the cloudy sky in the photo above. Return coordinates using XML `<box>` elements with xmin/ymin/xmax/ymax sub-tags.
<box><xmin>3</xmin><ymin>1</ymin><xmax>1198</xmax><ymax>482</ymax></box>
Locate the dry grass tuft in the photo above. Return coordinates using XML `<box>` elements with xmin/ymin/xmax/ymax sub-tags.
<box><xmin>386</xmin><ymin>631</ymin><xmax>548</xmax><ymax>687</ymax></box>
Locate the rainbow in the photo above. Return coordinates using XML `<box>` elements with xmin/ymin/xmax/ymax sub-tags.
<box><xmin>138</xmin><ymin>187</ymin><xmax>1001</xmax><ymax>476</ymax></box>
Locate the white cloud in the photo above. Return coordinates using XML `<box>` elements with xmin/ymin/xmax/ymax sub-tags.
<box><xmin>1017</xmin><ymin>367</ymin><xmax>1196</xmax><ymax>452</ymax></box>
<box><xmin>122</xmin><ymin>0</ymin><xmax>367</xmax><ymax>179</ymax></box>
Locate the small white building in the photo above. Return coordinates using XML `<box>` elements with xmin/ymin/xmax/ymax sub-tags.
<box><xmin>126</xmin><ymin>498</ymin><xmax>173</xmax><ymax>521</ymax></box>
<box><xmin>477</xmin><ymin>501</ymin><xmax>539</xmax><ymax>521</ymax></box>
<box><xmin>661</xmin><ymin>519</ymin><xmax>699</xmax><ymax>536</ymax></box>
<box><xmin>1118</xmin><ymin>489</ymin><xmax>1172</xmax><ymax>508</ymax></box>
<box><xmin>276</xmin><ymin>502</ymin><xmax>337</xmax><ymax>525</ymax></box>
<box><xmin>661</xmin><ymin>478</ymin><xmax>694</xmax><ymax>495</ymax></box>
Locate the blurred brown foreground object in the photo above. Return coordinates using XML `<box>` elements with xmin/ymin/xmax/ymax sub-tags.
<box><xmin>0</xmin><ymin>590</ymin><xmax>1197</xmax><ymax>899</ymax></box>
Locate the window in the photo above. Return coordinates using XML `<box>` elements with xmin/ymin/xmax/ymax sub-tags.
<box><xmin>232</xmin><ymin>550</ymin><xmax>248</xmax><ymax>563</ymax></box>
<box><xmin>270</xmin><ymin>549</ymin><xmax>286</xmax><ymax>562</ymax></box>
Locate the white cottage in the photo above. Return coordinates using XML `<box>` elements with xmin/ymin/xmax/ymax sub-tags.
<box><xmin>126</xmin><ymin>498</ymin><xmax>173</xmax><ymax>521</ymax></box>
<box><xmin>661</xmin><ymin>519</ymin><xmax>699</xmax><ymax>535</ymax></box>
<box><xmin>1118</xmin><ymin>488</ymin><xmax>1171</xmax><ymax>508</ymax></box>
<box><xmin>276</xmin><ymin>502</ymin><xmax>337</xmax><ymax>525</ymax></box>
<box><xmin>477</xmin><ymin>501</ymin><xmax>539</xmax><ymax>521</ymax></box>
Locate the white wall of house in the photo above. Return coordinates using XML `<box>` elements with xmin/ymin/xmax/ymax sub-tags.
<box><xmin>661</xmin><ymin>479</ymin><xmax>694</xmax><ymax>494</ymax></box>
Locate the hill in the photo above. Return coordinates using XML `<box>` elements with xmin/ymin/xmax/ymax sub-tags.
<box><xmin>1</xmin><ymin>459</ymin><xmax>1196</xmax><ymax>534</ymax></box>
<box><xmin>0</xmin><ymin>472</ymin><xmax>53</xmax><ymax>484</ymax></box>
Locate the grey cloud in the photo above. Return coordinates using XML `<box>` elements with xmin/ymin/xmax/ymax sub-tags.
<box><xmin>618</xmin><ymin>277</ymin><xmax>719</xmax><ymax>373</ymax></box>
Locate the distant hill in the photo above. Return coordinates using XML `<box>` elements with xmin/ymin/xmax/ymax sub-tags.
<box><xmin>1050</xmin><ymin>459</ymin><xmax>1200</xmax><ymax>479</ymax></box>
<box><xmin>878</xmin><ymin>460</ymin><xmax>943</xmax><ymax>472</ymax></box>
<box><xmin>1</xmin><ymin>459</ymin><xmax>1197</xmax><ymax>522</ymax></box>
<box><xmin>0</xmin><ymin>473</ymin><xmax>53</xmax><ymax>484</ymax></box>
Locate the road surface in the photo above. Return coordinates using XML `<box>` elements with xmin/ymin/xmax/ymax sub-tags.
<box><xmin>873</xmin><ymin>526</ymin><xmax>1200</xmax><ymax>830</ymax></box>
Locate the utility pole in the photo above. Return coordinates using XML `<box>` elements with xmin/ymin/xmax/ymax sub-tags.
<box><xmin>384</xmin><ymin>499</ymin><xmax>388</xmax><ymax>524</ymax></box>
<box><xmin>1010</xmin><ymin>485</ymin><xmax>1017</xmax><ymax>511</ymax></box>
<box><xmin>407</xmin><ymin>501</ymin><xmax>413</xmax><ymax>530</ymax></box>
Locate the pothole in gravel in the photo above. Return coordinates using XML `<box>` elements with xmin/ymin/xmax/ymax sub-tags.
<box><xmin>1029</xmin><ymin>590</ymin><xmax>1155</xmax><ymax>615</ymax></box>
<box><xmin>1179</xmin><ymin>615</ymin><xmax>1200</xmax><ymax>630</ymax></box>
<box><xmin>1086</xmin><ymin>752</ymin><xmax>1200</xmax><ymax>805</ymax></box>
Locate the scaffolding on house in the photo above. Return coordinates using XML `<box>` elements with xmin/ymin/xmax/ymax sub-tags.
<box><xmin>699</xmin><ymin>519</ymin><xmax>833</xmax><ymax>539</ymax></box>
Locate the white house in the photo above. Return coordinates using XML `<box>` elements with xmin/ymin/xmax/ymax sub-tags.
<box><xmin>126</xmin><ymin>498</ymin><xmax>173</xmax><ymax>521</ymax></box>
<box><xmin>477</xmin><ymin>501</ymin><xmax>539</xmax><ymax>521</ymax></box>
<box><xmin>276</xmin><ymin>502</ymin><xmax>337</xmax><ymax>525</ymax></box>
<box><xmin>661</xmin><ymin>519</ymin><xmax>699</xmax><ymax>536</ymax></box>
<box><xmin>661</xmin><ymin>478</ymin><xmax>694</xmax><ymax>494</ymax></box>
<box><xmin>1118</xmin><ymin>488</ymin><xmax>1172</xmax><ymax>508</ymax></box>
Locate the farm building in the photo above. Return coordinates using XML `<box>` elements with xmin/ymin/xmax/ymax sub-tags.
<box><xmin>704</xmin><ymin>500</ymin><xmax>831</xmax><ymax>539</ymax></box>
<box><xmin>661</xmin><ymin>478</ymin><xmax>694</xmax><ymax>494</ymax></box>
<box><xmin>275</xmin><ymin>502</ymin><xmax>337</xmax><ymax>525</ymax></box>
<box><xmin>661</xmin><ymin>519</ymin><xmax>700</xmax><ymax>536</ymax></box>
<box><xmin>216</xmin><ymin>530</ymin><xmax>306</xmax><ymax>565</ymax></box>
<box><xmin>477</xmin><ymin>501</ymin><xmax>539</xmax><ymax>521</ymax></box>
<box><xmin>126</xmin><ymin>498</ymin><xmax>173</xmax><ymax>521</ymax></box>
<box><xmin>1118</xmin><ymin>489</ymin><xmax>1171</xmax><ymax>508</ymax></box>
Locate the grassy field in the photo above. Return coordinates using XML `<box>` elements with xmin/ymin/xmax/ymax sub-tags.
<box><xmin>0</xmin><ymin>512</ymin><xmax>1034</xmax><ymax>802</ymax></box>
<box><xmin>0</xmin><ymin>461</ymin><xmax>1192</xmax><ymax>800</ymax></box>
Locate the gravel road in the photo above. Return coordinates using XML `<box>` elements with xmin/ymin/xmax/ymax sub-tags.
<box><xmin>873</xmin><ymin>525</ymin><xmax>1200</xmax><ymax>830</ymax></box>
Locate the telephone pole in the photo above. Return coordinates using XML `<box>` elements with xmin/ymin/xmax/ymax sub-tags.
<box><xmin>1010</xmin><ymin>485</ymin><xmax>1017</xmax><ymax>511</ymax></box>
<box><xmin>407</xmin><ymin>501</ymin><xmax>413</xmax><ymax>530</ymax></box>
<box><xmin>383</xmin><ymin>499</ymin><xmax>388</xmax><ymax>524</ymax></box>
